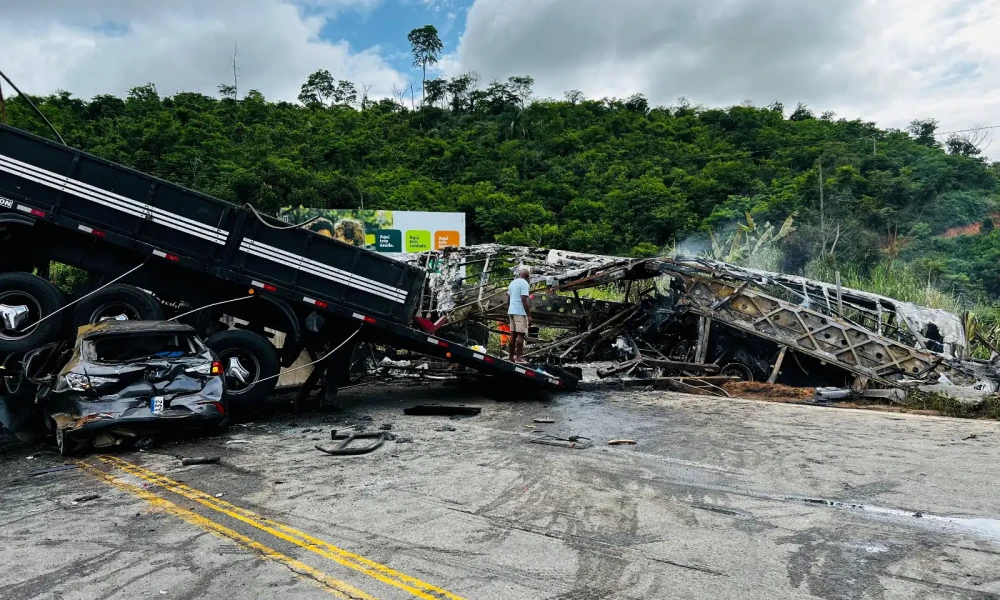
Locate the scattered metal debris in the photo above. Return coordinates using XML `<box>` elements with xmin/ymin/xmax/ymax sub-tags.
<box><xmin>401</xmin><ymin>244</ymin><xmax>1000</xmax><ymax>397</ymax></box>
<box><xmin>181</xmin><ymin>456</ymin><xmax>221</xmax><ymax>466</ymax></box>
<box><xmin>403</xmin><ymin>405</ymin><xmax>482</xmax><ymax>416</ymax></box>
<box><xmin>529</xmin><ymin>435</ymin><xmax>593</xmax><ymax>449</ymax></box>
<box><xmin>28</xmin><ymin>464</ymin><xmax>77</xmax><ymax>477</ymax></box>
<box><xmin>316</xmin><ymin>431</ymin><xmax>386</xmax><ymax>455</ymax></box>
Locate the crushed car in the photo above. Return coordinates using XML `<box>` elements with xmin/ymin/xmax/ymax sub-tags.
<box><xmin>11</xmin><ymin>320</ymin><xmax>228</xmax><ymax>455</ymax></box>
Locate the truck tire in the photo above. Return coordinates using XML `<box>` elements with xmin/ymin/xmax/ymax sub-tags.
<box><xmin>0</xmin><ymin>272</ymin><xmax>66</xmax><ymax>353</ymax></box>
<box><xmin>205</xmin><ymin>330</ymin><xmax>280</xmax><ymax>409</ymax></box>
<box><xmin>71</xmin><ymin>284</ymin><xmax>164</xmax><ymax>327</ymax></box>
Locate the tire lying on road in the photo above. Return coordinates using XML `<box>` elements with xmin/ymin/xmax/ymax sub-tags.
<box><xmin>0</xmin><ymin>272</ymin><xmax>66</xmax><ymax>353</ymax></box>
<box><xmin>205</xmin><ymin>330</ymin><xmax>280</xmax><ymax>409</ymax></box>
<box><xmin>71</xmin><ymin>283</ymin><xmax>164</xmax><ymax>327</ymax></box>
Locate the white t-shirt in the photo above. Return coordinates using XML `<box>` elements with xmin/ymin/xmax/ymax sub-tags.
<box><xmin>508</xmin><ymin>278</ymin><xmax>530</xmax><ymax>315</ymax></box>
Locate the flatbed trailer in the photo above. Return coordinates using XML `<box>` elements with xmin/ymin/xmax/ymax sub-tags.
<box><xmin>0</xmin><ymin>124</ymin><xmax>573</xmax><ymax>427</ymax></box>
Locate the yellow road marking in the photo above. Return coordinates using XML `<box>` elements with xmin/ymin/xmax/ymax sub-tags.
<box><xmin>76</xmin><ymin>461</ymin><xmax>376</xmax><ymax>600</ymax></box>
<box><xmin>99</xmin><ymin>455</ymin><xmax>465</xmax><ymax>600</ymax></box>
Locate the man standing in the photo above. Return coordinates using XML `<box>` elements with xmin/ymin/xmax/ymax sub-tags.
<box><xmin>507</xmin><ymin>266</ymin><xmax>531</xmax><ymax>363</ymax></box>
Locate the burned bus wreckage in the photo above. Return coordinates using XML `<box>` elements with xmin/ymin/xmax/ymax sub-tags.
<box><xmin>401</xmin><ymin>245</ymin><xmax>1000</xmax><ymax>396</ymax></box>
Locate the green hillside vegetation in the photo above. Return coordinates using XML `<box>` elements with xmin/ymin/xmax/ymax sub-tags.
<box><xmin>3</xmin><ymin>70</ymin><xmax>999</xmax><ymax>306</ymax></box>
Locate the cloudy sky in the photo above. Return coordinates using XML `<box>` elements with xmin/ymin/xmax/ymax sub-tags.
<box><xmin>3</xmin><ymin>0</ymin><xmax>998</xmax><ymax>158</ymax></box>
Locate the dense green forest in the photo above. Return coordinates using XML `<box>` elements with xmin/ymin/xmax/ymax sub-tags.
<box><xmin>3</xmin><ymin>70</ymin><xmax>999</xmax><ymax>303</ymax></box>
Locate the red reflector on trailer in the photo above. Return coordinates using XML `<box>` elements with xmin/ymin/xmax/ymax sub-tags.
<box><xmin>484</xmin><ymin>356</ymin><xmax>495</xmax><ymax>363</ymax></box>
<box><xmin>92</xmin><ymin>229</ymin><xmax>106</xmax><ymax>237</ymax></box>
<box><xmin>166</xmin><ymin>253</ymin><xmax>179</xmax><ymax>262</ymax></box>
<box><xmin>438</xmin><ymin>340</ymin><xmax>450</xmax><ymax>348</ymax></box>
<box><xmin>315</xmin><ymin>300</ymin><xmax>328</xmax><ymax>309</ymax></box>
<box><xmin>524</xmin><ymin>370</ymin><xmax>536</xmax><ymax>378</ymax></box>
<box><xmin>363</xmin><ymin>316</ymin><xmax>376</xmax><ymax>324</ymax></box>
<box><xmin>263</xmin><ymin>283</ymin><xmax>277</xmax><ymax>292</ymax></box>
<box><xmin>30</xmin><ymin>209</ymin><xmax>46</xmax><ymax>218</ymax></box>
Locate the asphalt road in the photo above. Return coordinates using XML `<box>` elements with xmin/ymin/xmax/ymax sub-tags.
<box><xmin>1</xmin><ymin>383</ymin><xmax>999</xmax><ymax>600</ymax></box>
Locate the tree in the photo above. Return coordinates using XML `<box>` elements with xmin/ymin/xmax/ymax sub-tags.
<box><xmin>332</xmin><ymin>80</ymin><xmax>358</xmax><ymax>107</ymax></box>
<box><xmin>946</xmin><ymin>124</ymin><xmax>993</xmax><ymax>157</ymax></box>
<box><xmin>359</xmin><ymin>83</ymin><xmax>373</xmax><ymax>110</ymax></box>
<box><xmin>407</xmin><ymin>25</ymin><xmax>443</xmax><ymax>107</ymax></box>
<box><xmin>789</xmin><ymin>103</ymin><xmax>815</xmax><ymax>121</ymax></box>
<box><xmin>298</xmin><ymin>69</ymin><xmax>336</xmax><ymax>106</ymax></box>
<box><xmin>507</xmin><ymin>76</ymin><xmax>534</xmax><ymax>108</ymax></box>
<box><xmin>424</xmin><ymin>78</ymin><xmax>447</xmax><ymax>108</ymax></box>
<box><xmin>446</xmin><ymin>73</ymin><xmax>479</xmax><ymax>112</ymax></box>
<box><xmin>947</xmin><ymin>135</ymin><xmax>981</xmax><ymax>157</ymax></box>
<box><xmin>218</xmin><ymin>84</ymin><xmax>237</xmax><ymax>100</ymax></box>
<box><xmin>908</xmin><ymin>119</ymin><xmax>939</xmax><ymax>147</ymax></box>
<box><xmin>623</xmin><ymin>93</ymin><xmax>648</xmax><ymax>114</ymax></box>
<box><xmin>564</xmin><ymin>90</ymin><xmax>585</xmax><ymax>104</ymax></box>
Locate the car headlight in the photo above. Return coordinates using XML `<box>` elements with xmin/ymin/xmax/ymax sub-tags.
<box><xmin>64</xmin><ymin>372</ymin><xmax>119</xmax><ymax>391</ymax></box>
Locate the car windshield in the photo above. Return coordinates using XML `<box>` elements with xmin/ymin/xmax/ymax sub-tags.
<box><xmin>89</xmin><ymin>333</ymin><xmax>202</xmax><ymax>363</ymax></box>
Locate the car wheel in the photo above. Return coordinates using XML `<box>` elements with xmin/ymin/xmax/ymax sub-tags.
<box><xmin>71</xmin><ymin>284</ymin><xmax>164</xmax><ymax>327</ymax></box>
<box><xmin>205</xmin><ymin>330</ymin><xmax>280</xmax><ymax>410</ymax></box>
<box><xmin>0</xmin><ymin>272</ymin><xmax>66</xmax><ymax>353</ymax></box>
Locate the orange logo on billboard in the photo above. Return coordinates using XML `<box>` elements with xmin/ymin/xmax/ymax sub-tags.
<box><xmin>435</xmin><ymin>230</ymin><xmax>460</xmax><ymax>250</ymax></box>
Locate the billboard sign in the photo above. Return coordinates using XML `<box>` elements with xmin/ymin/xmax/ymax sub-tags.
<box><xmin>279</xmin><ymin>208</ymin><xmax>465</xmax><ymax>253</ymax></box>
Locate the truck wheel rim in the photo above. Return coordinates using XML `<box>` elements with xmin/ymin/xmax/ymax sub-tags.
<box><xmin>219</xmin><ymin>350</ymin><xmax>260</xmax><ymax>395</ymax></box>
<box><xmin>89</xmin><ymin>302</ymin><xmax>141</xmax><ymax>323</ymax></box>
<box><xmin>0</xmin><ymin>292</ymin><xmax>42</xmax><ymax>341</ymax></box>
<box><xmin>721</xmin><ymin>363</ymin><xmax>754</xmax><ymax>382</ymax></box>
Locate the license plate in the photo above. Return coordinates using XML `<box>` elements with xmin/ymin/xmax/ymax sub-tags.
<box><xmin>150</xmin><ymin>396</ymin><xmax>164</xmax><ymax>415</ymax></box>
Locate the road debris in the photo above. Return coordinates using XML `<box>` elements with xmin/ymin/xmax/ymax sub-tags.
<box><xmin>403</xmin><ymin>405</ymin><xmax>482</xmax><ymax>417</ymax></box>
<box><xmin>607</xmin><ymin>439</ymin><xmax>637</xmax><ymax>446</ymax></box>
<box><xmin>533</xmin><ymin>418</ymin><xmax>555</xmax><ymax>423</ymax></box>
<box><xmin>529</xmin><ymin>435</ymin><xmax>593</xmax><ymax>449</ymax></box>
<box><xmin>28</xmin><ymin>464</ymin><xmax>77</xmax><ymax>477</ymax></box>
<box><xmin>181</xmin><ymin>456</ymin><xmax>221</xmax><ymax>466</ymax></box>
<box><xmin>72</xmin><ymin>494</ymin><xmax>100</xmax><ymax>504</ymax></box>
<box><xmin>723</xmin><ymin>382</ymin><xmax>816</xmax><ymax>401</ymax></box>
<box><xmin>225</xmin><ymin>440</ymin><xmax>252</xmax><ymax>445</ymax></box>
<box><xmin>316</xmin><ymin>431</ymin><xmax>387</xmax><ymax>455</ymax></box>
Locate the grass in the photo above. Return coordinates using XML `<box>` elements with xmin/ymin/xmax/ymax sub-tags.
<box><xmin>805</xmin><ymin>260</ymin><xmax>963</xmax><ymax>313</ymax></box>
<box><xmin>892</xmin><ymin>391</ymin><xmax>1000</xmax><ymax>419</ymax></box>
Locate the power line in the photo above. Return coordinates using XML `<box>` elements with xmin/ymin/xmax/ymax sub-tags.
<box><xmin>933</xmin><ymin>124</ymin><xmax>1000</xmax><ymax>137</ymax></box>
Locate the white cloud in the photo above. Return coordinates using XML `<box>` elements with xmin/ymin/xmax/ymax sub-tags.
<box><xmin>455</xmin><ymin>0</ymin><xmax>1000</xmax><ymax>159</ymax></box>
<box><xmin>1</xmin><ymin>0</ymin><xmax>404</xmax><ymax>102</ymax></box>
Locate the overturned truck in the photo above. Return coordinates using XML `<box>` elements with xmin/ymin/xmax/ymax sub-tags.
<box><xmin>403</xmin><ymin>245</ymin><xmax>1000</xmax><ymax>393</ymax></box>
